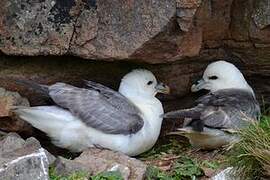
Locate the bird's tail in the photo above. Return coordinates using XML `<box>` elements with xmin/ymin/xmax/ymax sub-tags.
<box><xmin>11</xmin><ymin>106</ymin><xmax>70</xmax><ymax>137</ymax></box>
<box><xmin>167</xmin><ymin>127</ymin><xmax>217</xmax><ymax>138</ymax></box>
<box><xmin>163</xmin><ymin>108</ymin><xmax>205</xmax><ymax>132</ymax></box>
<box><xmin>167</xmin><ymin>127</ymin><xmax>194</xmax><ymax>135</ymax></box>
<box><xmin>12</xmin><ymin>79</ymin><xmax>49</xmax><ymax>97</ymax></box>
<box><xmin>12</xmin><ymin>106</ymin><xmax>87</xmax><ymax>151</ymax></box>
<box><xmin>168</xmin><ymin>127</ymin><xmax>237</xmax><ymax>150</ymax></box>
<box><xmin>163</xmin><ymin>108</ymin><xmax>201</xmax><ymax>119</ymax></box>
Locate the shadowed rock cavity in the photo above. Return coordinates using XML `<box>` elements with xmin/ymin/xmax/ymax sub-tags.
<box><xmin>0</xmin><ymin>55</ymin><xmax>269</xmax><ymax>109</ymax></box>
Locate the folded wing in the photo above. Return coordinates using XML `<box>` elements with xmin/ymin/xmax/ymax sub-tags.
<box><xmin>48</xmin><ymin>82</ymin><xmax>144</xmax><ymax>135</ymax></box>
<box><xmin>84</xmin><ymin>80</ymin><xmax>139</xmax><ymax>113</ymax></box>
<box><xmin>164</xmin><ymin>89</ymin><xmax>260</xmax><ymax>130</ymax></box>
<box><xmin>197</xmin><ymin>89</ymin><xmax>260</xmax><ymax>129</ymax></box>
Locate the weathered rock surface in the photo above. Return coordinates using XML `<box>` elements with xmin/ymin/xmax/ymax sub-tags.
<box><xmin>0</xmin><ymin>87</ymin><xmax>32</xmax><ymax>134</ymax></box>
<box><xmin>54</xmin><ymin>148</ymin><xmax>147</xmax><ymax>180</ymax></box>
<box><xmin>0</xmin><ymin>0</ymin><xmax>179</xmax><ymax>62</ymax></box>
<box><xmin>53</xmin><ymin>156</ymin><xmax>91</xmax><ymax>177</ymax></box>
<box><xmin>0</xmin><ymin>0</ymin><xmax>269</xmax><ymax>64</ymax></box>
<box><xmin>0</xmin><ymin>133</ymin><xmax>55</xmax><ymax>180</ymax></box>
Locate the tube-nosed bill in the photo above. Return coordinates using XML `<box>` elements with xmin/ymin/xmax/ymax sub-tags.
<box><xmin>191</xmin><ymin>79</ymin><xmax>210</xmax><ymax>92</ymax></box>
<box><xmin>155</xmin><ymin>82</ymin><xmax>170</xmax><ymax>94</ymax></box>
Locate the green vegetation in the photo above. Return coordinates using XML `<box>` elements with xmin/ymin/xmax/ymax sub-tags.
<box><xmin>91</xmin><ymin>171</ymin><xmax>123</xmax><ymax>180</ymax></box>
<box><xmin>145</xmin><ymin>157</ymin><xmax>203</xmax><ymax>180</ymax></box>
<box><xmin>139</xmin><ymin>138</ymin><xmax>190</xmax><ymax>160</ymax></box>
<box><xmin>200</xmin><ymin>160</ymin><xmax>220</xmax><ymax>170</ymax></box>
<box><xmin>49</xmin><ymin>167</ymin><xmax>123</xmax><ymax>180</ymax></box>
<box><xmin>227</xmin><ymin>115</ymin><xmax>270</xmax><ymax>179</ymax></box>
<box><xmin>49</xmin><ymin>167</ymin><xmax>90</xmax><ymax>180</ymax></box>
<box><xmin>141</xmin><ymin>138</ymin><xmax>222</xmax><ymax>180</ymax></box>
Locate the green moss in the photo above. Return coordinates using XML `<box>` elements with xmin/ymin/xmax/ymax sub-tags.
<box><xmin>145</xmin><ymin>166</ymin><xmax>172</xmax><ymax>180</ymax></box>
<box><xmin>49</xmin><ymin>166</ymin><xmax>123</xmax><ymax>180</ymax></box>
<box><xmin>200</xmin><ymin>160</ymin><xmax>220</xmax><ymax>170</ymax></box>
<box><xmin>90</xmin><ymin>171</ymin><xmax>123</xmax><ymax>180</ymax></box>
<box><xmin>49</xmin><ymin>167</ymin><xmax>89</xmax><ymax>180</ymax></box>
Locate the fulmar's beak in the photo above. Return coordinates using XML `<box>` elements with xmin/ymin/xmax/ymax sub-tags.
<box><xmin>155</xmin><ymin>82</ymin><xmax>170</xmax><ymax>94</ymax></box>
<box><xmin>191</xmin><ymin>79</ymin><xmax>207</xmax><ymax>92</ymax></box>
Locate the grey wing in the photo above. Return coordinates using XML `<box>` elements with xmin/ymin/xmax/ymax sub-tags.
<box><xmin>48</xmin><ymin>83</ymin><xmax>144</xmax><ymax>135</ymax></box>
<box><xmin>198</xmin><ymin>89</ymin><xmax>260</xmax><ymax>129</ymax></box>
<box><xmin>84</xmin><ymin>80</ymin><xmax>140</xmax><ymax>113</ymax></box>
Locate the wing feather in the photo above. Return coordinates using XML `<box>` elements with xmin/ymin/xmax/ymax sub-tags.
<box><xmin>165</xmin><ymin>89</ymin><xmax>260</xmax><ymax>130</ymax></box>
<box><xmin>48</xmin><ymin>83</ymin><xmax>144</xmax><ymax>135</ymax></box>
<box><xmin>197</xmin><ymin>89</ymin><xmax>260</xmax><ymax>129</ymax></box>
<box><xmin>84</xmin><ymin>80</ymin><xmax>140</xmax><ymax>112</ymax></box>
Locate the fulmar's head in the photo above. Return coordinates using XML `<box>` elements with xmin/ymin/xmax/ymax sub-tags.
<box><xmin>191</xmin><ymin>61</ymin><xmax>253</xmax><ymax>93</ymax></box>
<box><xmin>119</xmin><ymin>69</ymin><xmax>170</xmax><ymax>98</ymax></box>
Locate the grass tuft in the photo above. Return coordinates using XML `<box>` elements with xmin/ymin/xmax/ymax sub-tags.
<box><xmin>227</xmin><ymin>115</ymin><xmax>270</xmax><ymax>179</ymax></box>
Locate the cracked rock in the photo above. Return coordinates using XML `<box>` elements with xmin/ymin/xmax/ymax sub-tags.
<box><xmin>0</xmin><ymin>133</ymin><xmax>55</xmax><ymax>180</ymax></box>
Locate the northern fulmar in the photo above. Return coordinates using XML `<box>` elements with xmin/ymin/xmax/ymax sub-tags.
<box><xmin>163</xmin><ymin>61</ymin><xmax>260</xmax><ymax>149</ymax></box>
<box><xmin>13</xmin><ymin>69</ymin><xmax>170</xmax><ymax>156</ymax></box>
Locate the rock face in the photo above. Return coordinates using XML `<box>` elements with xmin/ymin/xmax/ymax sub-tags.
<box><xmin>0</xmin><ymin>133</ymin><xmax>55</xmax><ymax>180</ymax></box>
<box><xmin>0</xmin><ymin>0</ymin><xmax>269</xmax><ymax>108</ymax></box>
<box><xmin>0</xmin><ymin>0</ymin><xmax>269</xmax><ymax>63</ymax></box>
<box><xmin>54</xmin><ymin>148</ymin><xmax>147</xmax><ymax>180</ymax></box>
<box><xmin>0</xmin><ymin>0</ymin><xmax>177</xmax><ymax>62</ymax></box>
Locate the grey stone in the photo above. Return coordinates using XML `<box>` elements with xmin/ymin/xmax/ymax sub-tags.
<box><xmin>76</xmin><ymin>148</ymin><xmax>147</xmax><ymax>180</ymax></box>
<box><xmin>23</xmin><ymin>137</ymin><xmax>56</xmax><ymax>165</ymax></box>
<box><xmin>0</xmin><ymin>133</ymin><xmax>55</xmax><ymax>180</ymax></box>
<box><xmin>0</xmin><ymin>133</ymin><xmax>25</xmax><ymax>153</ymax></box>
<box><xmin>54</xmin><ymin>148</ymin><xmax>147</xmax><ymax>180</ymax></box>
<box><xmin>53</xmin><ymin>156</ymin><xmax>91</xmax><ymax>177</ymax></box>
<box><xmin>0</xmin><ymin>148</ymin><xmax>50</xmax><ymax>180</ymax></box>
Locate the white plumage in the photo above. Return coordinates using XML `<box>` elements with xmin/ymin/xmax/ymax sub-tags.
<box><xmin>164</xmin><ymin>61</ymin><xmax>260</xmax><ymax>149</ymax></box>
<box><xmin>13</xmin><ymin>69</ymin><xmax>170</xmax><ymax>156</ymax></box>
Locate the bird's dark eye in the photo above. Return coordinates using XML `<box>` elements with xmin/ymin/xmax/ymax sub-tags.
<box><xmin>209</xmin><ymin>76</ymin><xmax>218</xmax><ymax>80</ymax></box>
<box><xmin>147</xmin><ymin>81</ymin><xmax>153</xmax><ymax>85</ymax></box>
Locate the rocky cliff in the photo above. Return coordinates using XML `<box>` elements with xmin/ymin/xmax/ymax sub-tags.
<box><xmin>0</xmin><ymin>0</ymin><xmax>269</xmax><ymax>104</ymax></box>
